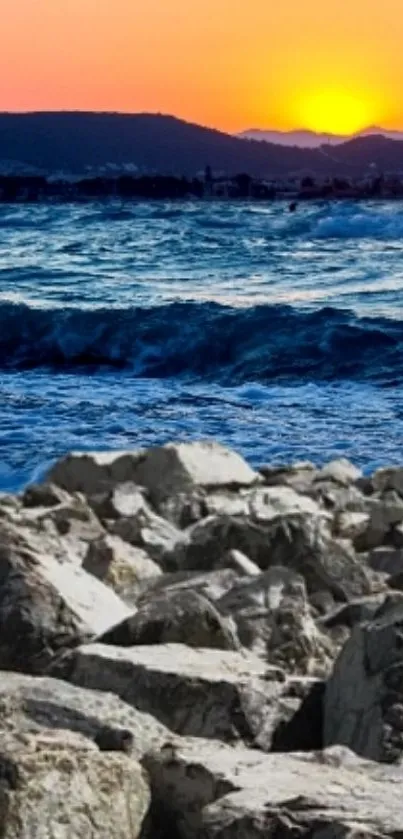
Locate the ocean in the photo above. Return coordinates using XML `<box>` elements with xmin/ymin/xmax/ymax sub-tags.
<box><xmin>1</xmin><ymin>198</ymin><xmax>403</xmax><ymax>492</ymax></box>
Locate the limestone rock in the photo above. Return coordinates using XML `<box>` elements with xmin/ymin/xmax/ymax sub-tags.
<box><xmin>129</xmin><ymin>441</ymin><xmax>260</xmax><ymax>508</ymax></box>
<box><xmin>143</xmin><ymin>739</ymin><xmax>403</xmax><ymax>839</ymax></box>
<box><xmin>48</xmin><ymin>642</ymin><xmax>298</xmax><ymax>749</ymax></box>
<box><xmin>0</xmin><ymin>728</ymin><xmax>149</xmax><ymax>839</ymax></box>
<box><xmin>47</xmin><ymin>449</ymin><xmax>145</xmax><ymax>495</ymax></box>
<box><xmin>97</xmin><ymin>588</ymin><xmax>240</xmax><ymax>651</ymax></box>
<box><xmin>83</xmin><ymin>534</ymin><xmax>162</xmax><ymax>596</ymax></box>
<box><xmin>0</xmin><ymin>520</ymin><xmax>130</xmax><ymax>673</ymax></box>
<box><xmin>0</xmin><ymin>671</ymin><xmax>169</xmax><ymax>760</ymax></box>
<box><xmin>218</xmin><ymin>566</ymin><xmax>333</xmax><ymax>675</ymax></box>
<box><xmin>324</xmin><ymin>593</ymin><xmax>403</xmax><ymax>762</ymax></box>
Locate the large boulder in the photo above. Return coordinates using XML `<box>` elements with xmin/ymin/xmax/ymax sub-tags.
<box><xmin>97</xmin><ymin>588</ymin><xmax>240</xmax><ymax>651</ymax></box>
<box><xmin>83</xmin><ymin>534</ymin><xmax>162</xmax><ymax>597</ymax></box>
<box><xmin>48</xmin><ymin>642</ymin><xmax>305</xmax><ymax>750</ymax></box>
<box><xmin>324</xmin><ymin>594</ymin><xmax>403</xmax><ymax>762</ymax></box>
<box><xmin>143</xmin><ymin>738</ymin><xmax>403</xmax><ymax>839</ymax></box>
<box><xmin>0</xmin><ymin>519</ymin><xmax>130</xmax><ymax>673</ymax></box>
<box><xmin>46</xmin><ymin>449</ymin><xmax>145</xmax><ymax>495</ymax></box>
<box><xmin>0</xmin><ymin>728</ymin><xmax>149</xmax><ymax>839</ymax></box>
<box><xmin>218</xmin><ymin>566</ymin><xmax>334</xmax><ymax>675</ymax></box>
<box><xmin>0</xmin><ymin>671</ymin><xmax>169</xmax><ymax>759</ymax></box>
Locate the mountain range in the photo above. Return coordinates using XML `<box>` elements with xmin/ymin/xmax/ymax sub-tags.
<box><xmin>0</xmin><ymin>112</ymin><xmax>403</xmax><ymax>177</ymax></box>
<box><xmin>238</xmin><ymin>127</ymin><xmax>403</xmax><ymax>148</ymax></box>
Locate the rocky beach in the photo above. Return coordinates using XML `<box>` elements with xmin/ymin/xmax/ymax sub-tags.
<box><xmin>1</xmin><ymin>439</ymin><xmax>403</xmax><ymax>835</ymax></box>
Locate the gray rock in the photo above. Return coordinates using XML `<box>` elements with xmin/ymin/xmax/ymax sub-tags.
<box><xmin>128</xmin><ymin>441</ymin><xmax>260</xmax><ymax>508</ymax></box>
<box><xmin>143</xmin><ymin>738</ymin><xmax>403</xmax><ymax>839</ymax></box>
<box><xmin>324</xmin><ymin>593</ymin><xmax>403</xmax><ymax>762</ymax></box>
<box><xmin>372</xmin><ymin>466</ymin><xmax>403</xmax><ymax>495</ymax></box>
<box><xmin>110</xmin><ymin>501</ymin><xmax>182</xmax><ymax>565</ymax></box>
<box><xmin>0</xmin><ymin>519</ymin><xmax>130</xmax><ymax>673</ymax></box>
<box><xmin>96</xmin><ymin>588</ymin><xmax>240</xmax><ymax>651</ymax></box>
<box><xmin>0</xmin><ymin>671</ymin><xmax>169</xmax><ymax>759</ymax></box>
<box><xmin>315</xmin><ymin>458</ymin><xmax>362</xmax><ymax>486</ymax></box>
<box><xmin>83</xmin><ymin>534</ymin><xmax>162</xmax><ymax>596</ymax></box>
<box><xmin>48</xmin><ymin>642</ymin><xmax>299</xmax><ymax>749</ymax></box>
<box><xmin>218</xmin><ymin>566</ymin><xmax>334</xmax><ymax>675</ymax></box>
<box><xmin>46</xmin><ymin>449</ymin><xmax>145</xmax><ymax>495</ymax></box>
<box><xmin>21</xmin><ymin>482</ymin><xmax>71</xmax><ymax>508</ymax></box>
<box><xmin>368</xmin><ymin>546</ymin><xmax>403</xmax><ymax>576</ymax></box>
<box><xmin>0</xmin><ymin>728</ymin><xmax>149</xmax><ymax>839</ymax></box>
<box><xmin>219</xmin><ymin>549</ymin><xmax>261</xmax><ymax>577</ymax></box>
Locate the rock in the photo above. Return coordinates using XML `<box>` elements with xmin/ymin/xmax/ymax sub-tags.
<box><xmin>218</xmin><ymin>566</ymin><xmax>334</xmax><ymax>675</ymax></box>
<box><xmin>21</xmin><ymin>482</ymin><xmax>71</xmax><ymax>508</ymax></box>
<box><xmin>0</xmin><ymin>519</ymin><xmax>130</xmax><ymax>673</ymax></box>
<box><xmin>110</xmin><ymin>502</ymin><xmax>182</xmax><ymax>565</ymax></box>
<box><xmin>0</xmin><ymin>671</ymin><xmax>169</xmax><ymax>760</ymax></box>
<box><xmin>83</xmin><ymin>534</ymin><xmax>162</xmax><ymax>596</ymax></box>
<box><xmin>355</xmin><ymin>491</ymin><xmax>403</xmax><ymax>551</ymax></box>
<box><xmin>320</xmin><ymin>593</ymin><xmax>389</xmax><ymax>631</ymax></box>
<box><xmin>372</xmin><ymin>466</ymin><xmax>403</xmax><ymax>495</ymax></box>
<box><xmin>171</xmin><ymin>514</ymin><xmax>372</xmax><ymax>602</ymax></box>
<box><xmin>143</xmin><ymin>739</ymin><xmax>403</xmax><ymax>839</ymax></box>
<box><xmin>219</xmin><ymin>549</ymin><xmax>261</xmax><ymax>576</ymax></box>
<box><xmin>136</xmin><ymin>568</ymin><xmax>240</xmax><ymax>604</ymax></box>
<box><xmin>315</xmin><ymin>458</ymin><xmax>362</xmax><ymax>486</ymax></box>
<box><xmin>48</xmin><ymin>642</ymin><xmax>300</xmax><ymax>749</ymax></box>
<box><xmin>128</xmin><ymin>441</ymin><xmax>260</xmax><ymax>508</ymax></box>
<box><xmin>0</xmin><ymin>728</ymin><xmax>149</xmax><ymax>839</ymax></box>
<box><xmin>259</xmin><ymin>462</ymin><xmax>317</xmax><ymax>493</ymax></box>
<box><xmin>332</xmin><ymin>510</ymin><xmax>369</xmax><ymax>541</ymax></box>
<box><xmin>46</xmin><ymin>449</ymin><xmax>145</xmax><ymax>495</ymax></box>
<box><xmin>97</xmin><ymin>588</ymin><xmax>240</xmax><ymax>651</ymax></box>
<box><xmin>247</xmin><ymin>485</ymin><xmax>323</xmax><ymax>522</ymax></box>
<box><xmin>368</xmin><ymin>546</ymin><xmax>403</xmax><ymax>576</ymax></box>
<box><xmin>87</xmin><ymin>482</ymin><xmax>148</xmax><ymax>521</ymax></box>
<box><xmin>324</xmin><ymin>593</ymin><xmax>403</xmax><ymax>762</ymax></box>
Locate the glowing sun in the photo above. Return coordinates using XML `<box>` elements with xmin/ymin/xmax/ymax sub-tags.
<box><xmin>295</xmin><ymin>88</ymin><xmax>376</xmax><ymax>135</ymax></box>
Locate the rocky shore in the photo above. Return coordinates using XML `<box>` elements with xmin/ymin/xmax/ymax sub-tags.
<box><xmin>2</xmin><ymin>440</ymin><xmax>403</xmax><ymax>836</ymax></box>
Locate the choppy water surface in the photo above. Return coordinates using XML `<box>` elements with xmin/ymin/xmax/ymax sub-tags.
<box><xmin>1</xmin><ymin>199</ymin><xmax>403</xmax><ymax>490</ymax></box>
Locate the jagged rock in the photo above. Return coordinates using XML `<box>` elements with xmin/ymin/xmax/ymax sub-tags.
<box><xmin>126</xmin><ymin>441</ymin><xmax>260</xmax><ymax>508</ymax></box>
<box><xmin>0</xmin><ymin>519</ymin><xmax>130</xmax><ymax>673</ymax></box>
<box><xmin>355</xmin><ymin>491</ymin><xmax>403</xmax><ymax>550</ymax></box>
<box><xmin>21</xmin><ymin>482</ymin><xmax>71</xmax><ymax>508</ymax></box>
<box><xmin>0</xmin><ymin>728</ymin><xmax>149</xmax><ymax>839</ymax></box>
<box><xmin>170</xmin><ymin>514</ymin><xmax>372</xmax><ymax>602</ymax></box>
<box><xmin>47</xmin><ymin>449</ymin><xmax>146</xmax><ymax>495</ymax></box>
<box><xmin>247</xmin><ymin>485</ymin><xmax>323</xmax><ymax>522</ymax></box>
<box><xmin>218</xmin><ymin>566</ymin><xmax>334</xmax><ymax>675</ymax></box>
<box><xmin>372</xmin><ymin>466</ymin><xmax>403</xmax><ymax>495</ymax></box>
<box><xmin>320</xmin><ymin>593</ymin><xmax>389</xmax><ymax>631</ymax></box>
<box><xmin>315</xmin><ymin>458</ymin><xmax>362</xmax><ymax>486</ymax></box>
<box><xmin>97</xmin><ymin>588</ymin><xmax>240</xmax><ymax>651</ymax></box>
<box><xmin>109</xmin><ymin>501</ymin><xmax>182</xmax><ymax>564</ymax></box>
<box><xmin>324</xmin><ymin>593</ymin><xmax>403</xmax><ymax>762</ymax></box>
<box><xmin>259</xmin><ymin>462</ymin><xmax>317</xmax><ymax>492</ymax></box>
<box><xmin>48</xmin><ymin>642</ymin><xmax>304</xmax><ymax>749</ymax></box>
<box><xmin>136</xmin><ymin>568</ymin><xmax>240</xmax><ymax>604</ymax></box>
<box><xmin>0</xmin><ymin>671</ymin><xmax>169</xmax><ymax>760</ymax></box>
<box><xmin>83</xmin><ymin>534</ymin><xmax>162</xmax><ymax>596</ymax></box>
<box><xmin>87</xmin><ymin>482</ymin><xmax>148</xmax><ymax>521</ymax></box>
<box><xmin>368</xmin><ymin>546</ymin><xmax>403</xmax><ymax>576</ymax></box>
<box><xmin>308</xmin><ymin>482</ymin><xmax>369</xmax><ymax>513</ymax></box>
<box><xmin>332</xmin><ymin>510</ymin><xmax>369</xmax><ymax>541</ymax></box>
<box><xmin>143</xmin><ymin>739</ymin><xmax>403</xmax><ymax>839</ymax></box>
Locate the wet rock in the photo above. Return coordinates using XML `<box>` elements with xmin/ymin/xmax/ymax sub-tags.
<box><xmin>143</xmin><ymin>739</ymin><xmax>403</xmax><ymax>839</ymax></box>
<box><xmin>324</xmin><ymin>593</ymin><xmax>403</xmax><ymax>761</ymax></box>
<box><xmin>218</xmin><ymin>566</ymin><xmax>333</xmax><ymax>675</ymax></box>
<box><xmin>97</xmin><ymin>588</ymin><xmax>240</xmax><ymax>651</ymax></box>
<box><xmin>83</xmin><ymin>534</ymin><xmax>162</xmax><ymax>596</ymax></box>
<box><xmin>0</xmin><ymin>728</ymin><xmax>149</xmax><ymax>839</ymax></box>
<box><xmin>48</xmin><ymin>642</ymin><xmax>296</xmax><ymax>749</ymax></box>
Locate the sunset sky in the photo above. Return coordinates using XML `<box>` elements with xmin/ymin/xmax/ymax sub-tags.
<box><xmin>1</xmin><ymin>0</ymin><xmax>402</xmax><ymax>134</ymax></box>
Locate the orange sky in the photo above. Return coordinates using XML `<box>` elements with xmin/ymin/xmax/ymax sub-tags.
<box><xmin>1</xmin><ymin>0</ymin><xmax>402</xmax><ymax>133</ymax></box>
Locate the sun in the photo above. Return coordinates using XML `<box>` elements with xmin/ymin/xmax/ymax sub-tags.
<box><xmin>294</xmin><ymin>87</ymin><xmax>376</xmax><ymax>136</ymax></box>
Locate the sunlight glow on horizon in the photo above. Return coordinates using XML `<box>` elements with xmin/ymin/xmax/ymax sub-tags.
<box><xmin>0</xmin><ymin>0</ymin><xmax>403</xmax><ymax>134</ymax></box>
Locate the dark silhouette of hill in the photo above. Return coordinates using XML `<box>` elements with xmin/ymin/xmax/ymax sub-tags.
<box><xmin>0</xmin><ymin>112</ymin><xmax>402</xmax><ymax>176</ymax></box>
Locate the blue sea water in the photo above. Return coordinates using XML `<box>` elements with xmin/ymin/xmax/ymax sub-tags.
<box><xmin>1</xmin><ymin>198</ymin><xmax>403</xmax><ymax>491</ymax></box>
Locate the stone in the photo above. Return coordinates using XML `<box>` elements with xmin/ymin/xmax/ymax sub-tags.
<box><xmin>83</xmin><ymin>534</ymin><xmax>162</xmax><ymax>596</ymax></box>
<box><xmin>46</xmin><ymin>449</ymin><xmax>145</xmax><ymax>495</ymax></box>
<box><xmin>372</xmin><ymin>466</ymin><xmax>403</xmax><ymax>495</ymax></box>
<box><xmin>0</xmin><ymin>519</ymin><xmax>130</xmax><ymax>673</ymax></box>
<box><xmin>87</xmin><ymin>482</ymin><xmax>148</xmax><ymax>521</ymax></box>
<box><xmin>127</xmin><ymin>441</ymin><xmax>260</xmax><ymax>507</ymax></box>
<box><xmin>110</xmin><ymin>502</ymin><xmax>182</xmax><ymax>565</ymax></box>
<box><xmin>135</xmin><ymin>568</ymin><xmax>240</xmax><ymax>605</ymax></box>
<box><xmin>97</xmin><ymin>588</ymin><xmax>240</xmax><ymax>651</ymax></box>
<box><xmin>259</xmin><ymin>462</ymin><xmax>317</xmax><ymax>493</ymax></box>
<box><xmin>332</xmin><ymin>510</ymin><xmax>369</xmax><ymax>541</ymax></box>
<box><xmin>0</xmin><ymin>728</ymin><xmax>149</xmax><ymax>839</ymax></box>
<box><xmin>21</xmin><ymin>482</ymin><xmax>71</xmax><ymax>509</ymax></box>
<box><xmin>49</xmin><ymin>642</ymin><xmax>297</xmax><ymax>749</ymax></box>
<box><xmin>368</xmin><ymin>546</ymin><xmax>403</xmax><ymax>576</ymax></box>
<box><xmin>219</xmin><ymin>549</ymin><xmax>261</xmax><ymax>576</ymax></box>
<box><xmin>247</xmin><ymin>485</ymin><xmax>324</xmax><ymax>522</ymax></box>
<box><xmin>0</xmin><ymin>671</ymin><xmax>169</xmax><ymax>760</ymax></box>
<box><xmin>143</xmin><ymin>738</ymin><xmax>403</xmax><ymax>839</ymax></box>
<box><xmin>171</xmin><ymin>514</ymin><xmax>372</xmax><ymax>602</ymax></box>
<box><xmin>218</xmin><ymin>566</ymin><xmax>334</xmax><ymax>675</ymax></box>
<box><xmin>315</xmin><ymin>458</ymin><xmax>362</xmax><ymax>486</ymax></box>
<box><xmin>324</xmin><ymin>593</ymin><xmax>403</xmax><ymax>762</ymax></box>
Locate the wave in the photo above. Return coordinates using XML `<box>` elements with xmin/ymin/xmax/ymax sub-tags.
<box><xmin>1</xmin><ymin>300</ymin><xmax>403</xmax><ymax>385</ymax></box>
